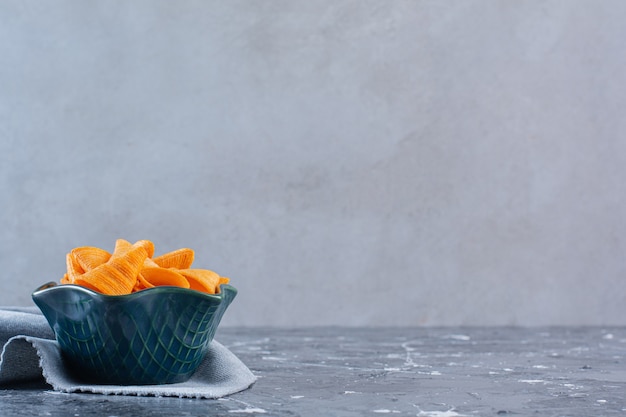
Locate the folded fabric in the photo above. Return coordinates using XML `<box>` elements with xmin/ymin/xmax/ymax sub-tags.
<box><xmin>0</xmin><ymin>307</ymin><xmax>256</xmax><ymax>398</ymax></box>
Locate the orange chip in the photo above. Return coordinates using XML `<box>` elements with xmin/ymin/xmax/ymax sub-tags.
<box><xmin>152</xmin><ymin>248</ymin><xmax>195</xmax><ymax>269</ymax></box>
<box><xmin>133</xmin><ymin>272</ymin><xmax>155</xmax><ymax>292</ymax></box>
<box><xmin>141</xmin><ymin>266</ymin><xmax>190</xmax><ymax>288</ymax></box>
<box><xmin>60</xmin><ymin>273</ymin><xmax>72</xmax><ymax>285</ymax></box>
<box><xmin>59</xmin><ymin>239</ymin><xmax>230</xmax><ymax>296</ymax></box>
<box><xmin>109</xmin><ymin>244</ymin><xmax>148</xmax><ymax>283</ymax></box>
<box><xmin>75</xmin><ymin>267</ymin><xmax>129</xmax><ymax>295</ymax></box>
<box><xmin>179</xmin><ymin>269</ymin><xmax>220</xmax><ymax>294</ymax></box>
<box><xmin>71</xmin><ymin>247</ymin><xmax>111</xmax><ymax>272</ymax></box>
<box><xmin>66</xmin><ymin>253</ymin><xmax>84</xmax><ymax>283</ymax></box>
<box><xmin>134</xmin><ymin>240</ymin><xmax>155</xmax><ymax>258</ymax></box>
<box><xmin>133</xmin><ymin>257</ymin><xmax>158</xmax><ymax>292</ymax></box>
<box><xmin>111</xmin><ymin>239</ymin><xmax>154</xmax><ymax>259</ymax></box>
<box><xmin>112</xmin><ymin>238</ymin><xmax>133</xmax><ymax>257</ymax></box>
<box><xmin>143</xmin><ymin>257</ymin><xmax>159</xmax><ymax>268</ymax></box>
<box><xmin>75</xmin><ymin>245</ymin><xmax>148</xmax><ymax>295</ymax></box>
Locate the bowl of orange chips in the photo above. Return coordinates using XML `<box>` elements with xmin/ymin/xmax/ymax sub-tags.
<box><xmin>32</xmin><ymin>239</ymin><xmax>236</xmax><ymax>385</ymax></box>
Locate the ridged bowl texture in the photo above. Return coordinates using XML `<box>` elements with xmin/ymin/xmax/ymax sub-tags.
<box><xmin>32</xmin><ymin>282</ymin><xmax>236</xmax><ymax>385</ymax></box>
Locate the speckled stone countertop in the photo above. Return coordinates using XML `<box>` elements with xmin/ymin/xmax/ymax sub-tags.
<box><xmin>1</xmin><ymin>327</ymin><xmax>625</xmax><ymax>416</ymax></box>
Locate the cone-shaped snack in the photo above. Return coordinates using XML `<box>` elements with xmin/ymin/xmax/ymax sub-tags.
<box><xmin>74</xmin><ymin>245</ymin><xmax>148</xmax><ymax>295</ymax></box>
<box><xmin>179</xmin><ymin>269</ymin><xmax>221</xmax><ymax>294</ymax></box>
<box><xmin>141</xmin><ymin>266</ymin><xmax>190</xmax><ymax>288</ymax></box>
<box><xmin>71</xmin><ymin>247</ymin><xmax>111</xmax><ymax>271</ymax></box>
<box><xmin>152</xmin><ymin>248</ymin><xmax>195</xmax><ymax>269</ymax></box>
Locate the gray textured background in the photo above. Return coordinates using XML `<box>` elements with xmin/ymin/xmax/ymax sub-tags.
<box><xmin>1</xmin><ymin>1</ymin><xmax>625</xmax><ymax>326</ymax></box>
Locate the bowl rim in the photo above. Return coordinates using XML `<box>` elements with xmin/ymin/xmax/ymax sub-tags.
<box><xmin>32</xmin><ymin>281</ymin><xmax>237</xmax><ymax>302</ymax></box>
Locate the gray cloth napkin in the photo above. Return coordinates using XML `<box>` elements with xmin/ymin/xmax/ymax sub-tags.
<box><xmin>0</xmin><ymin>306</ymin><xmax>256</xmax><ymax>398</ymax></box>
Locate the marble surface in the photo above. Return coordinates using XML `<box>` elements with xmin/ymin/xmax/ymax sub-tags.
<box><xmin>1</xmin><ymin>327</ymin><xmax>625</xmax><ymax>416</ymax></box>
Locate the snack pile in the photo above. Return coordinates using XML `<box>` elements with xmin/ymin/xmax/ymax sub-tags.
<box><xmin>60</xmin><ymin>239</ymin><xmax>229</xmax><ymax>295</ymax></box>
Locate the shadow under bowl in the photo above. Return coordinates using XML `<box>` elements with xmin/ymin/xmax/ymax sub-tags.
<box><xmin>32</xmin><ymin>282</ymin><xmax>237</xmax><ymax>385</ymax></box>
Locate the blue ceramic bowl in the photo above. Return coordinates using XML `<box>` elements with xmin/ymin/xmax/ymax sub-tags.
<box><xmin>32</xmin><ymin>282</ymin><xmax>236</xmax><ymax>385</ymax></box>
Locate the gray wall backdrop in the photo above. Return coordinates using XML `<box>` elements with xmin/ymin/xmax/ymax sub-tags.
<box><xmin>1</xmin><ymin>1</ymin><xmax>625</xmax><ymax>326</ymax></box>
